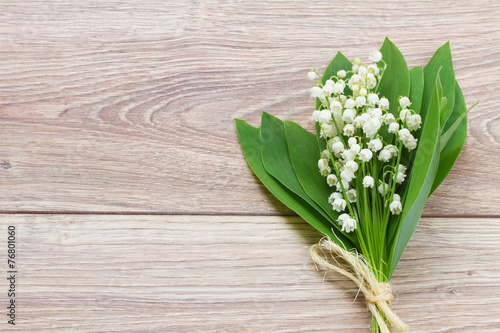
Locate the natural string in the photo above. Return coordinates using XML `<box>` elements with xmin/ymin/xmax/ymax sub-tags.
<box><xmin>310</xmin><ymin>237</ymin><xmax>409</xmax><ymax>333</ymax></box>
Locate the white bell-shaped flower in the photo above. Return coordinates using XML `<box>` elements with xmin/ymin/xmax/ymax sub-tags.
<box><xmin>407</xmin><ymin>114</ymin><xmax>422</xmax><ymax>131</ymax></box>
<box><xmin>347</xmin><ymin>189</ymin><xmax>357</xmax><ymax>203</ymax></box>
<box><xmin>363</xmin><ymin>176</ymin><xmax>375</xmax><ymax>188</ymax></box>
<box><xmin>369</xmin><ymin>50</ymin><xmax>383</xmax><ymax>62</ymax></box>
<box><xmin>343</xmin><ymin>124</ymin><xmax>356</xmax><ymax>137</ymax></box>
<box><xmin>367</xmin><ymin>93</ymin><xmax>379</xmax><ymax>106</ymax></box>
<box><xmin>390</xmin><ymin>200</ymin><xmax>403</xmax><ymax>215</ymax></box>
<box><xmin>400</xmin><ymin>109</ymin><xmax>411</xmax><ymax>121</ymax></box>
<box><xmin>367</xmin><ymin>64</ymin><xmax>380</xmax><ymax>75</ymax></box>
<box><xmin>378</xmin><ymin>182</ymin><xmax>389</xmax><ymax>195</ymax></box>
<box><xmin>340</xmin><ymin>170</ymin><xmax>355</xmax><ymax>183</ymax></box>
<box><xmin>332</xmin><ymin>198</ymin><xmax>347</xmax><ymax>212</ymax></box>
<box><xmin>344</xmin><ymin>98</ymin><xmax>356</xmax><ymax>109</ymax></box>
<box><xmin>384</xmin><ymin>113</ymin><xmax>396</xmax><ymax>124</ymax></box>
<box><xmin>378</xmin><ymin>149</ymin><xmax>392</xmax><ymax>162</ymax></box>
<box><xmin>327</xmin><ymin>174</ymin><xmax>338</xmax><ymax>187</ymax></box>
<box><xmin>342</xmin><ymin>109</ymin><xmax>356</xmax><ymax>124</ymax></box>
<box><xmin>399</xmin><ymin>96</ymin><xmax>412</xmax><ymax>108</ymax></box>
<box><xmin>358</xmin><ymin>149</ymin><xmax>373</xmax><ymax>162</ymax></box>
<box><xmin>355</xmin><ymin>96</ymin><xmax>367</xmax><ymax>108</ymax></box>
<box><xmin>337</xmin><ymin>213</ymin><xmax>350</xmax><ymax>226</ymax></box>
<box><xmin>363</xmin><ymin>118</ymin><xmax>381</xmax><ymax>139</ymax></box>
<box><xmin>345</xmin><ymin>160</ymin><xmax>359</xmax><ymax>173</ymax></box>
<box><xmin>333</xmin><ymin>82</ymin><xmax>345</xmax><ymax>95</ymax></box>
<box><xmin>310</xmin><ymin>86</ymin><xmax>322</xmax><ymax>98</ymax></box>
<box><xmin>388</xmin><ymin>122</ymin><xmax>400</xmax><ymax>134</ymax></box>
<box><xmin>342</xmin><ymin>217</ymin><xmax>357</xmax><ymax>233</ymax></box>
<box><xmin>311</xmin><ymin>110</ymin><xmax>321</xmax><ymax>122</ymax></box>
<box><xmin>328</xmin><ymin>192</ymin><xmax>343</xmax><ymax>204</ymax></box>
<box><xmin>318</xmin><ymin>110</ymin><xmax>332</xmax><ymax>123</ymax></box>
<box><xmin>350</xmin><ymin>143</ymin><xmax>361</xmax><ymax>154</ymax></box>
<box><xmin>330</xmin><ymin>141</ymin><xmax>344</xmax><ymax>154</ymax></box>
<box><xmin>341</xmin><ymin>149</ymin><xmax>357</xmax><ymax>162</ymax></box>
<box><xmin>396</xmin><ymin>171</ymin><xmax>406</xmax><ymax>184</ymax></box>
<box><xmin>378</xmin><ymin>97</ymin><xmax>390</xmax><ymax>110</ymax></box>
<box><xmin>368</xmin><ymin>138</ymin><xmax>383</xmax><ymax>152</ymax></box>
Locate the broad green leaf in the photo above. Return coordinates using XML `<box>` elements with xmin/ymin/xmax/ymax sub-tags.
<box><xmin>388</xmin><ymin>73</ymin><xmax>442</xmax><ymax>277</ymax></box>
<box><xmin>315</xmin><ymin>51</ymin><xmax>353</xmax><ymax>110</ymax></box>
<box><xmin>235</xmin><ymin>119</ymin><xmax>354</xmax><ymax>249</ymax></box>
<box><xmin>440</xmin><ymin>82</ymin><xmax>471</xmax><ymax>148</ymax></box>
<box><xmin>440</xmin><ymin>111</ymin><xmax>466</xmax><ymax>150</ymax></box>
<box><xmin>430</xmin><ymin>83</ymin><xmax>467</xmax><ymax>194</ymax></box>
<box><xmin>260</xmin><ymin>112</ymin><xmax>334</xmax><ymax>223</ymax></box>
<box><xmin>284</xmin><ymin>120</ymin><xmax>359</xmax><ymax>246</ymax></box>
<box><xmin>376</xmin><ymin>37</ymin><xmax>410</xmax><ymax>117</ymax></box>
<box><xmin>421</xmin><ymin>42</ymin><xmax>455</xmax><ymax>128</ymax></box>
<box><xmin>409</xmin><ymin>66</ymin><xmax>424</xmax><ymax>115</ymax></box>
<box><xmin>322</xmin><ymin>51</ymin><xmax>353</xmax><ymax>84</ymax></box>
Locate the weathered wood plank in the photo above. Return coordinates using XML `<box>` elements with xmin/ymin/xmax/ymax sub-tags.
<box><xmin>0</xmin><ymin>1</ymin><xmax>499</xmax><ymax>215</ymax></box>
<box><xmin>1</xmin><ymin>215</ymin><xmax>499</xmax><ymax>332</ymax></box>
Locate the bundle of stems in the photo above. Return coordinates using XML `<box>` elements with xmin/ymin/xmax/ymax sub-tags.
<box><xmin>236</xmin><ymin>38</ymin><xmax>471</xmax><ymax>331</ymax></box>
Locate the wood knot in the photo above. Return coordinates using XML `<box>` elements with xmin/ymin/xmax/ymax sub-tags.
<box><xmin>1</xmin><ymin>160</ymin><xmax>11</xmax><ymax>169</ymax></box>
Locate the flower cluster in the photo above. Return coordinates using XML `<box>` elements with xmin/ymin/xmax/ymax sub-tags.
<box><xmin>309</xmin><ymin>51</ymin><xmax>421</xmax><ymax>234</ymax></box>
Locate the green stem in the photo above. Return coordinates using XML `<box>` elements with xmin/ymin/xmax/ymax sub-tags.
<box><xmin>370</xmin><ymin>273</ymin><xmax>391</xmax><ymax>332</ymax></box>
<box><xmin>370</xmin><ymin>314</ymin><xmax>380</xmax><ymax>333</ymax></box>
<box><xmin>370</xmin><ymin>311</ymin><xmax>391</xmax><ymax>333</ymax></box>
<box><xmin>381</xmin><ymin>141</ymin><xmax>403</xmax><ymax>269</ymax></box>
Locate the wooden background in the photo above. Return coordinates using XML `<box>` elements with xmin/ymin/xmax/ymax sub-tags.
<box><xmin>0</xmin><ymin>1</ymin><xmax>499</xmax><ymax>332</ymax></box>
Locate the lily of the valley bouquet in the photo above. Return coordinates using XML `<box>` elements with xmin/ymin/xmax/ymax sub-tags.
<box><xmin>235</xmin><ymin>38</ymin><xmax>471</xmax><ymax>332</ymax></box>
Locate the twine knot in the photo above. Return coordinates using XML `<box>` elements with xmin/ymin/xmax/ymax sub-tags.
<box><xmin>365</xmin><ymin>283</ymin><xmax>393</xmax><ymax>304</ymax></box>
<box><xmin>310</xmin><ymin>238</ymin><xmax>409</xmax><ymax>333</ymax></box>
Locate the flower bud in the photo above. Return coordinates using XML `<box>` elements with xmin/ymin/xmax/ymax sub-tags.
<box><xmin>307</xmin><ymin>71</ymin><xmax>317</xmax><ymax>81</ymax></box>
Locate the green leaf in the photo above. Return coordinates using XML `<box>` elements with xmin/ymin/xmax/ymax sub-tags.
<box><xmin>409</xmin><ymin>66</ymin><xmax>424</xmax><ymax>115</ymax></box>
<box><xmin>388</xmin><ymin>72</ymin><xmax>442</xmax><ymax>277</ymax></box>
<box><xmin>440</xmin><ymin>82</ymin><xmax>471</xmax><ymax>148</ymax></box>
<box><xmin>322</xmin><ymin>51</ymin><xmax>353</xmax><ymax>84</ymax></box>
<box><xmin>284</xmin><ymin>120</ymin><xmax>359</xmax><ymax>246</ymax></box>
<box><xmin>430</xmin><ymin>82</ymin><xmax>467</xmax><ymax>194</ymax></box>
<box><xmin>235</xmin><ymin>119</ymin><xmax>354</xmax><ymax>249</ymax></box>
<box><xmin>440</xmin><ymin>112</ymin><xmax>466</xmax><ymax>150</ymax></box>
<box><xmin>421</xmin><ymin>42</ymin><xmax>455</xmax><ymax>129</ymax></box>
<box><xmin>376</xmin><ymin>37</ymin><xmax>410</xmax><ymax>117</ymax></box>
<box><xmin>260</xmin><ymin>112</ymin><xmax>334</xmax><ymax>223</ymax></box>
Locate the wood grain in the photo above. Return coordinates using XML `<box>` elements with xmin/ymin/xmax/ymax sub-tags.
<box><xmin>1</xmin><ymin>215</ymin><xmax>498</xmax><ymax>332</ymax></box>
<box><xmin>0</xmin><ymin>1</ymin><xmax>499</xmax><ymax>215</ymax></box>
<box><xmin>1</xmin><ymin>2</ymin><xmax>499</xmax><ymax>332</ymax></box>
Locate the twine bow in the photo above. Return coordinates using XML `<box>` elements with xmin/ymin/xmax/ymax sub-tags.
<box><xmin>310</xmin><ymin>238</ymin><xmax>409</xmax><ymax>333</ymax></box>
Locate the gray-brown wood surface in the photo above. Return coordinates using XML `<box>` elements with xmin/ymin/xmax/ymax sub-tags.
<box><xmin>1</xmin><ymin>1</ymin><xmax>499</xmax><ymax>332</ymax></box>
